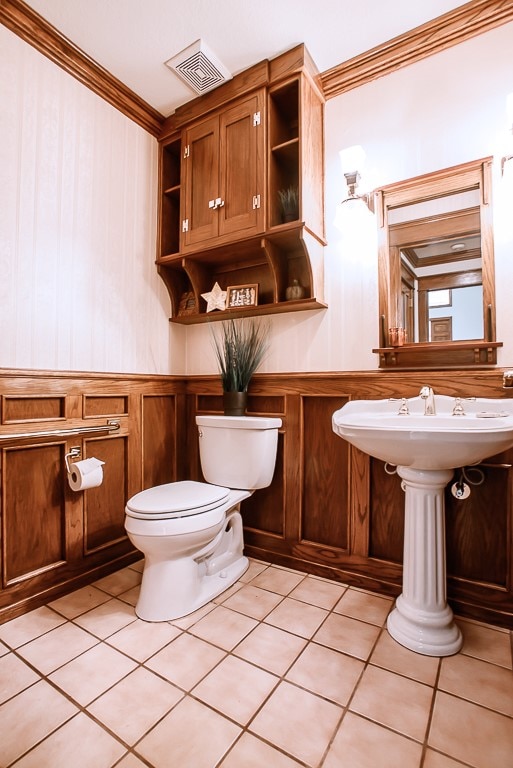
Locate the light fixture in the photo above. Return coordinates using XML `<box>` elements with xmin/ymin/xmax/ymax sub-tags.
<box><xmin>341</xmin><ymin>170</ymin><xmax>374</xmax><ymax>212</ymax></box>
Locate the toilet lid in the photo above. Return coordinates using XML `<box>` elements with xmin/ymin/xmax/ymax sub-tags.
<box><xmin>125</xmin><ymin>480</ymin><xmax>230</xmax><ymax>518</ymax></box>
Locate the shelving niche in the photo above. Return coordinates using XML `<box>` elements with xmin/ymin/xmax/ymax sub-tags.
<box><xmin>156</xmin><ymin>45</ymin><xmax>326</xmax><ymax>324</ymax></box>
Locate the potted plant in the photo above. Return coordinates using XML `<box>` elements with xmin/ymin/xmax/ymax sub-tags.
<box><xmin>211</xmin><ymin>318</ymin><xmax>270</xmax><ymax>416</ymax></box>
<box><xmin>278</xmin><ymin>185</ymin><xmax>299</xmax><ymax>223</ymax></box>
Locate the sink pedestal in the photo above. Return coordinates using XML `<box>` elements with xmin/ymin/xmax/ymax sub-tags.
<box><xmin>387</xmin><ymin>466</ymin><xmax>462</xmax><ymax>657</ymax></box>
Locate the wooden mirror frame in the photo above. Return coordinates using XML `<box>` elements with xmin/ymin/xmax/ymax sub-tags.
<box><xmin>373</xmin><ymin>157</ymin><xmax>501</xmax><ymax>369</ymax></box>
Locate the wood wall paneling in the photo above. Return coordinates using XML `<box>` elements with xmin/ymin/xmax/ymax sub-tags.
<box><xmin>2</xmin><ymin>395</ymin><xmax>66</xmax><ymax>423</ymax></box>
<box><xmin>83</xmin><ymin>436</ymin><xmax>128</xmax><ymax>553</ymax></box>
<box><xmin>142</xmin><ymin>395</ymin><xmax>177</xmax><ymax>489</ymax></box>
<box><xmin>2</xmin><ymin>443</ymin><xmax>66</xmax><ymax>585</ymax></box>
<box><xmin>301</xmin><ymin>396</ymin><xmax>349</xmax><ymax>549</ymax></box>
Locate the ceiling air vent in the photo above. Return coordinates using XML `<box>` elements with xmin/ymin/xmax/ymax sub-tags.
<box><xmin>165</xmin><ymin>39</ymin><xmax>232</xmax><ymax>95</ymax></box>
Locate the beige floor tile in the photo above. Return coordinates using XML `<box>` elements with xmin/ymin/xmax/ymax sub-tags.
<box><xmin>349</xmin><ymin>664</ymin><xmax>434</xmax><ymax>742</ymax></box>
<box><xmin>136</xmin><ymin>695</ymin><xmax>241</xmax><ymax>768</ymax></box>
<box><xmin>106</xmin><ymin>617</ymin><xmax>181</xmax><ymax>662</ymax></box>
<box><xmin>313</xmin><ymin>612</ymin><xmax>380</xmax><ymax>660</ymax></box>
<box><xmin>114</xmin><ymin>755</ymin><xmax>148</xmax><ymax>767</ymax></box>
<box><xmin>145</xmin><ymin>632</ymin><xmax>226</xmax><ymax>690</ymax></box>
<box><xmin>264</xmin><ymin>597</ymin><xmax>328</xmax><ymax>638</ymax></box>
<box><xmin>128</xmin><ymin>558</ymin><xmax>144</xmax><ymax>573</ymax></box>
<box><xmin>323</xmin><ymin>711</ymin><xmax>423</xmax><ymax>768</ymax></box>
<box><xmin>238</xmin><ymin>559</ymin><xmax>268</xmax><ymax>583</ymax></box>
<box><xmin>193</xmin><ymin>654</ymin><xmax>279</xmax><ymax>725</ymax></box>
<box><xmin>0</xmin><ymin>652</ymin><xmax>40</xmax><ymax>703</ymax></box>
<box><xmin>439</xmin><ymin>652</ymin><xmax>513</xmax><ymax>717</ymax></box>
<box><xmin>0</xmin><ymin>606</ymin><xmax>66</xmax><ymax>648</ymax></box>
<box><xmin>116</xmin><ymin>585</ymin><xmax>140</xmax><ymax>607</ymax></box>
<box><xmin>370</xmin><ymin>629</ymin><xmax>440</xmax><ymax>685</ymax></box>
<box><xmin>188</xmin><ymin>605</ymin><xmax>258</xmax><ymax>650</ymax></box>
<box><xmin>213</xmin><ymin>581</ymin><xmax>244</xmax><ymax>604</ymax></box>
<box><xmin>222</xmin><ymin>583</ymin><xmax>283</xmax><ymax>619</ymax></box>
<box><xmin>249</xmin><ymin>680</ymin><xmax>342</xmax><ymax>766</ymax></box>
<box><xmin>49</xmin><ymin>585</ymin><xmax>111</xmax><ymax>619</ymax></box>
<box><xmin>12</xmin><ymin>712</ymin><xmax>126</xmax><ymax>768</ymax></box>
<box><xmin>219</xmin><ymin>732</ymin><xmax>304</xmax><ymax>767</ymax></box>
<box><xmin>49</xmin><ymin>642</ymin><xmax>137</xmax><ymax>706</ymax></box>
<box><xmin>169</xmin><ymin>600</ymin><xmax>216</xmax><ymax>630</ymax></box>
<box><xmin>334</xmin><ymin>587</ymin><xmax>393</xmax><ymax>626</ymax></box>
<box><xmin>0</xmin><ymin>640</ymin><xmax>8</xmax><ymax>656</ymax></box>
<box><xmin>457</xmin><ymin>618</ymin><xmax>513</xmax><ymax>669</ymax></box>
<box><xmin>233</xmin><ymin>622</ymin><xmax>307</xmax><ymax>676</ymax></box>
<box><xmin>94</xmin><ymin>566</ymin><xmax>142</xmax><ymax>596</ymax></box>
<box><xmin>16</xmin><ymin>620</ymin><xmax>99</xmax><ymax>674</ymax></box>
<box><xmin>429</xmin><ymin>690</ymin><xmax>513</xmax><ymax>767</ymax></box>
<box><xmin>249</xmin><ymin>565</ymin><xmax>305</xmax><ymax>595</ymax></box>
<box><xmin>288</xmin><ymin>575</ymin><xmax>347</xmax><ymax>609</ymax></box>
<box><xmin>73</xmin><ymin>597</ymin><xmax>136</xmax><ymax>639</ymax></box>
<box><xmin>88</xmin><ymin>667</ymin><xmax>183</xmax><ymax>744</ymax></box>
<box><xmin>286</xmin><ymin>641</ymin><xmax>364</xmax><ymax>706</ymax></box>
<box><xmin>0</xmin><ymin>679</ymin><xmax>77</xmax><ymax>766</ymax></box>
<box><xmin>423</xmin><ymin>750</ymin><xmax>469</xmax><ymax>767</ymax></box>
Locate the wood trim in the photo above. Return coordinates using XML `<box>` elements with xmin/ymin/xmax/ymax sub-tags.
<box><xmin>320</xmin><ymin>0</ymin><xmax>513</xmax><ymax>99</ymax></box>
<box><xmin>3</xmin><ymin>0</ymin><xmax>513</xmax><ymax>140</ymax></box>
<box><xmin>0</xmin><ymin>0</ymin><xmax>164</xmax><ymax>136</ymax></box>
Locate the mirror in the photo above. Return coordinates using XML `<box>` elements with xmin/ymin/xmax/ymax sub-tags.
<box><xmin>375</xmin><ymin>157</ymin><xmax>501</xmax><ymax>369</ymax></box>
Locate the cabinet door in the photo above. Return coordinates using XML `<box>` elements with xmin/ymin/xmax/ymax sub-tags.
<box><xmin>219</xmin><ymin>91</ymin><xmax>265</xmax><ymax>239</ymax></box>
<box><xmin>182</xmin><ymin>114</ymin><xmax>219</xmax><ymax>249</ymax></box>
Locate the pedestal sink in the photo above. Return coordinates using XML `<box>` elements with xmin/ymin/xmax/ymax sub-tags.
<box><xmin>332</xmin><ymin>394</ymin><xmax>513</xmax><ymax>656</ymax></box>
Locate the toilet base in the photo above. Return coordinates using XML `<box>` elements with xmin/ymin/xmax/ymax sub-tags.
<box><xmin>132</xmin><ymin>507</ymin><xmax>249</xmax><ymax>622</ymax></box>
<box><xmin>135</xmin><ymin>554</ymin><xmax>249</xmax><ymax>622</ymax></box>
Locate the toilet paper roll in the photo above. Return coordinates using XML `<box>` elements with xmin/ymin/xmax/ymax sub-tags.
<box><xmin>67</xmin><ymin>457</ymin><xmax>105</xmax><ymax>491</ymax></box>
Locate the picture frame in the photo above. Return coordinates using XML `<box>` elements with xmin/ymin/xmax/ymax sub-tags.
<box><xmin>177</xmin><ymin>290</ymin><xmax>197</xmax><ymax>316</ymax></box>
<box><xmin>225</xmin><ymin>283</ymin><xmax>258</xmax><ymax>309</ymax></box>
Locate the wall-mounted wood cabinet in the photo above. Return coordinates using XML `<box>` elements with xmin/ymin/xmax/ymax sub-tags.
<box><xmin>156</xmin><ymin>45</ymin><xmax>326</xmax><ymax>324</ymax></box>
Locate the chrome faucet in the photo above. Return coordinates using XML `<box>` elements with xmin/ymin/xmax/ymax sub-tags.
<box><xmin>419</xmin><ymin>385</ymin><xmax>436</xmax><ymax>415</ymax></box>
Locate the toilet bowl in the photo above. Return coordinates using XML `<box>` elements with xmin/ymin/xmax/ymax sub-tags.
<box><xmin>125</xmin><ymin>415</ymin><xmax>281</xmax><ymax>621</ymax></box>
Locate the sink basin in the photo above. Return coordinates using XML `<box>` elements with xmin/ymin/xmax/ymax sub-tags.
<box><xmin>332</xmin><ymin>395</ymin><xmax>513</xmax><ymax>470</ymax></box>
<box><xmin>332</xmin><ymin>393</ymin><xmax>513</xmax><ymax>657</ymax></box>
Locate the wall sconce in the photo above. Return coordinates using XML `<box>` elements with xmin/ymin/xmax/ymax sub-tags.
<box><xmin>341</xmin><ymin>170</ymin><xmax>375</xmax><ymax>212</ymax></box>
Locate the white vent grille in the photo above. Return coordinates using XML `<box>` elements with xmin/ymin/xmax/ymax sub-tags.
<box><xmin>165</xmin><ymin>40</ymin><xmax>232</xmax><ymax>95</ymax></box>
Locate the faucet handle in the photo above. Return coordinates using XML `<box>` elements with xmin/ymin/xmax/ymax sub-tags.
<box><xmin>452</xmin><ymin>396</ymin><xmax>476</xmax><ymax>416</ymax></box>
<box><xmin>389</xmin><ymin>397</ymin><xmax>410</xmax><ymax>415</ymax></box>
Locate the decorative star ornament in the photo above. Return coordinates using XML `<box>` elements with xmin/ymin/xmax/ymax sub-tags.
<box><xmin>201</xmin><ymin>282</ymin><xmax>227</xmax><ymax>312</ymax></box>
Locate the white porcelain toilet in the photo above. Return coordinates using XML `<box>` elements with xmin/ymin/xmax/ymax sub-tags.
<box><xmin>124</xmin><ymin>414</ymin><xmax>281</xmax><ymax>621</ymax></box>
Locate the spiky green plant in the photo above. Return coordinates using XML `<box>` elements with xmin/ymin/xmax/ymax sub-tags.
<box><xmin>211</xmin><ymin>318</ymin><xmax>270</xmax><ymax>392</ymax></box>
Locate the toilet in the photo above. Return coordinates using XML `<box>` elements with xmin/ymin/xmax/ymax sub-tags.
<box><xmin>124</xmin><ymin>414</ymin><xmax>281</xmax><ymax>621</ymax></box>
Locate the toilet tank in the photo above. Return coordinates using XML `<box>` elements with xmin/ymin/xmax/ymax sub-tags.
<box><xmin>196</xmin><ymin>415</ymin><xmax>282</xmax><ymax>490</ymax></box>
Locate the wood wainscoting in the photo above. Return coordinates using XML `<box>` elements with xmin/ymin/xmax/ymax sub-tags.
<box><xmin>1</xmin><ymin>367</ymin><xmax>512</xmax><ymax>630</ymax></box>
<box><xmin>0</xmin><ymin>369</ymin><xmax>186</xmax><ymax>623</ymax></box>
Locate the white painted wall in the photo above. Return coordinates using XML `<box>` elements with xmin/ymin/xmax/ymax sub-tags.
<box><xmin>0</xmin><ymin>26</ymin><xmax>183</xmax><ymax>375</ymax></box>
<box><xmin>2</xmin><ymin>22</ymin><xmax>513</xmax><ymax>376</ymax></box>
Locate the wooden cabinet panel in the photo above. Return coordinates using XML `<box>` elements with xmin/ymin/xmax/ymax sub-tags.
<box><xmin>182</xmin><ymin>114</ymin><xmax>219</xmax><ymax>248</ymax></box>
<box><xmin>219</xmin><ymin>92</ymin><xmax>265</xmax><ymax>238</ymax></box>
<box><xmin>84</xmin><ymin>436</ymin><xmax>127</xmax><ymax>553</ymax></box>
<box><xmin>2</xmin><ymin>443</ymin><xmax>66</xmax><ymax>585</ymax></box>
<box><xmin>3</xmin><ymin>396</ymin><xmax>65</xmax><ymax>422</ymax></box>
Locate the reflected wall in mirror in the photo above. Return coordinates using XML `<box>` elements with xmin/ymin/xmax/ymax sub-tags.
<box><xmin>374</xmin><ymin>157</ymin><xmax>501</xmax><ymax>369</ymax></box>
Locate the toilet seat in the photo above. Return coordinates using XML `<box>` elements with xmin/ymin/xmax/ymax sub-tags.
<box><xmin>125</xmin><ymin>480</ymin><xmax>230</xmax><ymax>520</ymax></box>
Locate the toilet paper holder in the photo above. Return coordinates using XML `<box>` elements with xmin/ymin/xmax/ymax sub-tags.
<box><xmin>65</xmin><ymin>446</ymin><xmax>81</xmax><ymax>473</ymax></box>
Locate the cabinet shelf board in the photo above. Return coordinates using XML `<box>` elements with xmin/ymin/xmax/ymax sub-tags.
<box><xmin>163</xmin><ymin>185</ymin><xmax>180</xmax><ymax>196</ymax></box>
<box><xmin>170</xmin><ymin>298</ymin><xmax>327</xmax><ymax>324</ymax></box>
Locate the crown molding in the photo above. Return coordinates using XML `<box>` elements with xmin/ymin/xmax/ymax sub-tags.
<box><xmin>2</xmin><ymin>0</ymin><xmax>512</xmax><ymax>132</ymax></box>
<box><xmin>321</xmin><ymin>0</ymin><xmax>513</xmax><ymax>99</ymax></box>
<box><xmin>0</xmin><ymin>0</ymin><xmax>164</xmax><ymax>136</ymax></box>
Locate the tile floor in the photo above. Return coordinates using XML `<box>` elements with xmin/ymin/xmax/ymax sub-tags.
<box><xmin>0</xmin><ymin>559</ymin><xmax>512</xmax><ymax>768</ymax></box>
